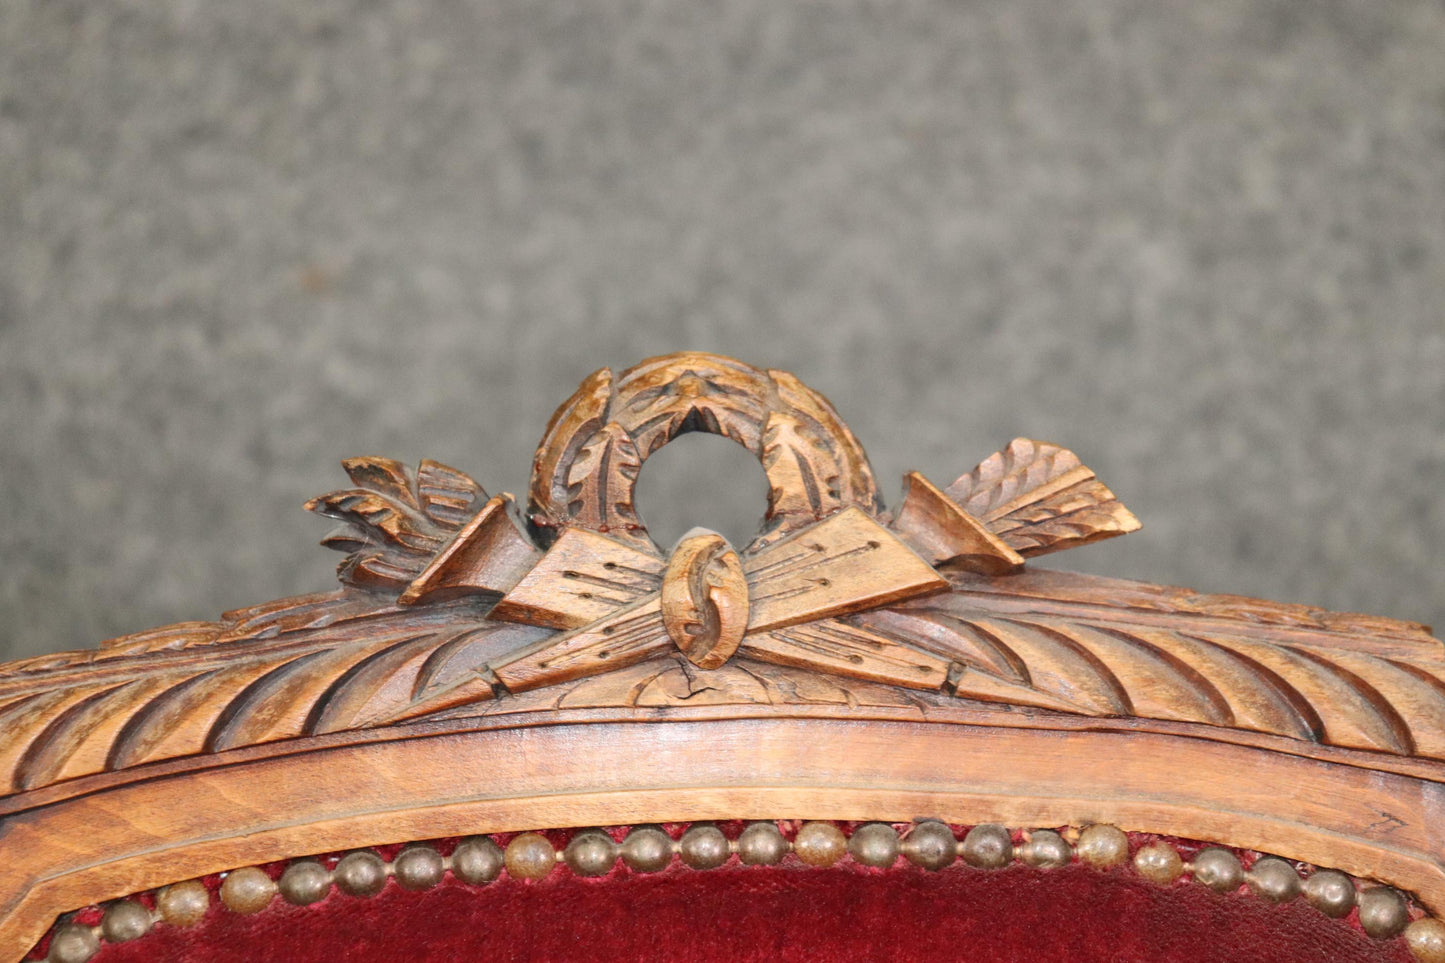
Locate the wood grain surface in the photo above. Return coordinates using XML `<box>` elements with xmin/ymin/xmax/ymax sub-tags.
<box><xmin>1</xmin><ymin>352</ymin><xmax>1440</xmax><ymax>961</ymax></box>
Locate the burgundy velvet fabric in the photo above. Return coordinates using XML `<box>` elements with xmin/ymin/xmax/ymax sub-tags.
<box><xmin>60</xmin><ymin>860</ymin><xmax>1411</xmax><ymax>963</ymax></box>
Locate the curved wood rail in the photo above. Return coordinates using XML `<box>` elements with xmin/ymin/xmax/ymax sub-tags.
<box><xmin>2</xmin><ymin>711</ymin><xmax>1443</xmax><ymax>959</ymax></box>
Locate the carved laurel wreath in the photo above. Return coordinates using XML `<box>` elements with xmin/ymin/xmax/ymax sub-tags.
<box><xmin>1</xmin><ymin>352</ymin><xmax>1442</xmax><ymax>798</ymax></box>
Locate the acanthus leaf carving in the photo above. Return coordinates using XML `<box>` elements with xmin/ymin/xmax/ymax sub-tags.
<box><xmin>0</xmin><ymin>594</ymin><xmax>554</xmax><ymax>793</ymax></box>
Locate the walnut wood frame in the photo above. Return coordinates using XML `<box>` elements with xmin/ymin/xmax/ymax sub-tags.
<box><xmin>2</xmin><ymin>352</ymin><xmax>1441</xmax><ymax>961</ymax></box>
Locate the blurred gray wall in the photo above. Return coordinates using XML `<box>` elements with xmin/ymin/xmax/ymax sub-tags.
<box><xmin>1</xmin><ymin>0</ymin><xmax>1442</xmax><ymax>661</ymax></box>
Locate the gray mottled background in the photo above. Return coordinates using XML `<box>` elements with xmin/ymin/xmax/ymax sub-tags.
<box><xmin>1</xmin><ymin>0</ymin><xmax>1442</xmax><ymax>661</ymax></box>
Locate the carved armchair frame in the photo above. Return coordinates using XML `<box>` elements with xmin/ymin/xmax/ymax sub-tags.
<box><xmin>2</xmin><ymin>352</ymin><xmax>1442</xmax><ymax>961</ymax></box>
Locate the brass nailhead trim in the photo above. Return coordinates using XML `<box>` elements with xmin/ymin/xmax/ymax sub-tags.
<box><xmin>41</xmin><ymin>822</ymin><xmax>1441</xmax><ymax>962</ymax></box>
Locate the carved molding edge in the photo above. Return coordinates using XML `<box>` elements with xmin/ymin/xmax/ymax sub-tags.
<box><xmin>2</xmin><ymin>714</ymin><xmax>1444</xmax><ymax>961</ymax></box>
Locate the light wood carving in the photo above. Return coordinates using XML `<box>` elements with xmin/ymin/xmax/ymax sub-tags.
<box><xmin>0</xmin><ymin>351</ymin><xmax>1441</xmax><ymax>961</ymax></box>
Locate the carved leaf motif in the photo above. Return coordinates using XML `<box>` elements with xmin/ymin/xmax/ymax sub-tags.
<box><xmin>96</xmin><ymin>621</ymin><xmax>226</xmax><ymax>655</ymax></box>
<box><xmin>528</xmin><ymin>366</ymin><xmax>612</xmax><ymax>539</ymax></box>
<box><xmin>0</xmin><ymin>596</ymin><xmax>554</xmax><ymax>792</ymax></box>
<box><xmin>613</xmin><ymin>356</ymin><xmax>771</xmax><ymax>457</ymax></box>
<box><xmin>306</xmin><ymin>457</ymin><xmax>487</xmax><ymax>592</ymax></box>
<box><xmin>761</xmin><ymin>412</ymin><xmax>839</xmax><ymax>525</ymax></box>
<box><xmin>5</xmin><ymin>563</ymin><xmax>1445</xmax><ymax>797</ymax></box>
<box><xmin>10</xmin><ymin>351</ymin><xmax>1444</xmax><ymax>818</ymax></box>
<box><xmin>769</xmin><ymin>369</ymin><xmax>883</xmax><ymax>516</ymax></box>
<box><xmin>564</xmin><ymin>422</ymin><xmax>649</xmax><ymax>549</ymax></box>
<box><xmin>527</xmin><ymin>354</ymin><xmax>884</xmax><ymax>550</ymax></box>
<box><xmin>943</xmin><ymin>567</ymin><xmax>1439</xmax><ymax>649</ymax></box>
<box><xmin>0</xmin><ymin>593</ymin><xmax>376</xmax><ymax>673</ymax></box>
<box><xmin>864</xmin><ymin>592</ymin><xmax>1445</xmax><ymax>758</ymax></box>
<box><xmin>945</xmin><ymin>439</ymin><xmax>1140</xmax><ymax>557</ymax></box>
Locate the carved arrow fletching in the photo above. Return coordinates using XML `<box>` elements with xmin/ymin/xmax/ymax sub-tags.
<box><xmin>340</xmin><ymin>457</ymin><xmax>422</xmax><ymax>509</ymax></box>
<box><xmin>309</xmin><ymin>490</ymin><xmax>441</xmax><ymax>553</ymax></box>
<box><xmin>946</xmin><ymin>439</ymin><xmax>1083</xmax><ymax>518</ymax></box>
<box><xmin>945</xmin><ymin>439</ymin><xmax>1140</xmax><ymax>557</ymax></box>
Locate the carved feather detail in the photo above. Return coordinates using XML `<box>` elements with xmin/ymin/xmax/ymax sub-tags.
<box><xmin>945</xmin><ymin>438</ymin><xmax>1140</xmax><ymax>557</ymax></box>
<box><xmin>0</xmin><ymin>593</ymin><xmax>552</xmax><ymax>792</ymax></box>
<box><xmin>306</xmin><ymin>457</ymin><xmax>487</xmax><ymax>591</ymax></box>
<box><xmin>861</xmin><ymin>587</ymin><xmax>1445</xmax><ymax>758</ymax></box>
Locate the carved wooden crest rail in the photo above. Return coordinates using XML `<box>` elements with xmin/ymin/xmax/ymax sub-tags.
<box><xmin>1</xmin><ymin>351</ymin><xmax>1443</xmax><ymax>962</ymax></box>
<box><xmin>4</xmin><ymin>351</ymin><xmax>1440</xmax><ymax>791</ymax></box>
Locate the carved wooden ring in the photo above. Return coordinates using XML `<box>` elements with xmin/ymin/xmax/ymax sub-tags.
<box><xmin>526</xmin><ymin>352</ymin><xmax>883</xmax><ymax>552</ymax></box>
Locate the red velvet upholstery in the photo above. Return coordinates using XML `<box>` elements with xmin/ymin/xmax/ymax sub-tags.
<box><xmin>43</xmin><ymin>857</ymin><xmax>1411</xmax><ymax>963</ymax></box>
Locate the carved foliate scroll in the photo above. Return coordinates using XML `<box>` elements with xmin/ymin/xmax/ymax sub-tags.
<box><xmin>2</xmin><ymin>351</ymin><xmax>1442</xmax><ymax>800</ymax></box>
